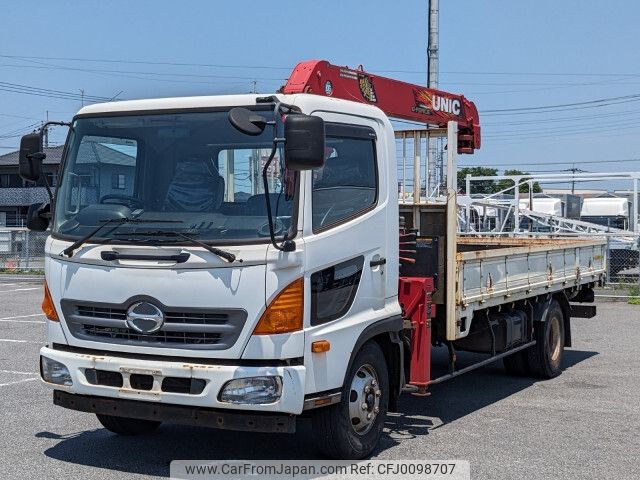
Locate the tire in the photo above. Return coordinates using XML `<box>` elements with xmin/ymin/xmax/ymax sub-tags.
<box><xmin>311</xmin><ymin>341</ymin><xmax>389</xmax><ymax>459</ymax></box>
<box><xmin>526</xmin><ymin>299</ymin><xmax>565</xmax><ymax>379</ymax></box>
<box><xmin>503</xmin><ymin>349</ymin><xmax>530</xmax><ymax>376</ymax></box>
<box><xmin>96</xmin><ymin>414</ymin><xmax>161</xmax><ymax>436</ymax></box>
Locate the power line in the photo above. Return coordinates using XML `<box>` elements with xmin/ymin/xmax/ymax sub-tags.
<box><xmin>484</xmin><ymin>121</ymin><xmax>640</xmax><ymax>140</ymax></box>
<box><xmin>484</xmin><ymin>118</ymin><xmax>640</xmax><ymax>137</ymax></box>
<box><xmin>0</xmin><ymin>60</ymin><xmax>286</xmax><ymax>83</ymax></box>
<box><xmin>460</xmin><ymin>158</ymin><xmax>640</xmax><ymax>167</ymax></box>
<box><xmin>0</xmin><ymin>81</ymin><xmax>109</xmax><ymax>101</ymax></box>
<box><xmin>440</xmin><ymin>70</ymin><xmax>640</xmax><ymax>78</ymax></box>
<box><xmin>483</xmin><ymin>93</ymin><xmax>640</xmax><ymax>114</ymax></box>
<box><xmin>463</xmin><ymin>84</ymin><xmax>638</xmax><ymax>96</ymax></box>
<box><xmin>0</xmin><ymin>81</ymin><xmax>110</xmax><ymax>102</ymax></box>
<box><xmin>0</xmin><ymin>53</ymin><xmax>293</xmax><ymax>71</ymax></box>
<box><xmin>0</xmin><ymin>123</ymin><xmax>41</xmax><ymax>140</ymax></box>
<box><xmin>6</xmin><ymin>54</ymin><xmax>640</xmax><ymax>79</ymax></box>
<box><xmin>0</xmin><ymin>113</ymin><xmax>41</xmax><ymax>121</ymax></box>
<box><xmin>484</xmin><ymin>108</ymin><xmax>640</xmax><ymax>126</ymax></box>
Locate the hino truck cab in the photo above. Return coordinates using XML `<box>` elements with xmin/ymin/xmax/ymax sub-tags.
<box><xmin>20</xmin><ymin>93</ymin><xmax>402</xmax><ymax>459</ymax></box>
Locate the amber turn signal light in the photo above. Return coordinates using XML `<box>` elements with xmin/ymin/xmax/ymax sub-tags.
<box><xmin>42</xmin><ymin>280</ymin><xmax>59</xmax><ymax>321</ymax></box>
<box><xmin>253</xmin><ymin>278</ymin><xmax>303</xmax><ymax>335</ymax></box>
<box><xmin>311</xmin><ymin>340</ymin><xmax>331</xmax><ymax>353</ymax></box>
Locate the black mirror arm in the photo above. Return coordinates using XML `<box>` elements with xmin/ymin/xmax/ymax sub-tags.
<box><xmin>254</xmin><ymin>98</ymin><xmax>300</xmax><ymax>252</ymax></box>
<box><xmin>40</xmin><ymin>171</ymin><xmax>54</xmax><ymax>205</ymax></box>
<box><xmin>262</xmin><ymin>138</ymin><xmax>295</xmax><ymax>253</ymax></box>
<box><xmin>41</xmin><ymin>120</ymin><xmax>73</xmax><ymax>132</ymax></box>
<box><xmin>27</xmin><ymin>121</ymin><xmax>71</xmax><ymax>203</ymax></box>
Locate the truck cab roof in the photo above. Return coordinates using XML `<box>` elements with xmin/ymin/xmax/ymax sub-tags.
<box><xmin>75</xmin><ymin>93</ymin><xmax>390</xmax><ymax>125</ymax></box>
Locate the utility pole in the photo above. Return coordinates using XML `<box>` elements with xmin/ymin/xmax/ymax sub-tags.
<box><xmin>79</xmin><ymin>89</ymin><xmax>85</xmax><ymax>107</ymax></box>
<box><xmin>251</xmin><ymin>81</ymin><xmax>257</xmax><ymax>94</ymax></box>
<box><xmin>427</xmin><ymin>0</ymin><xmax>440</xmax><ymax>197</ymax></box>
<box><xmin>564</xmin><ymin>165</ymin><xmax>586</xmax><ymax>194</ymax></box>
<box><xmin>427</xmin><ymin>0</ymin><xmax>439</xmax><ymax>89</ymax></box>
<box><xmin>43</xmin><ymin>110</ymin><xmax>49</xmax><ymax>148</ymax></box>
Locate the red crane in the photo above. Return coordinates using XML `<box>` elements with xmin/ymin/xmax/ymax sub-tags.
<box><xmin>282</xmin><ymin>60</ymin><xmax>481</xmax><ymax>154</ymax></box>
<box><xmin>283</xmin><ymin>60</ymin><xmax>484</xmax><ymax>393</ymax></box>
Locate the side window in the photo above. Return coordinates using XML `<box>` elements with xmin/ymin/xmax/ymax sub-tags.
<box><xmin>311</xmin><ymin>256</ymin><xmax>365</xmax><ymax>326</ymax></box>
<box><xmin>112</xmin><ymin>173</ymin><xmax>126</xmax><ymax>190</ymax></box>
<box><xmin>216</xmin><ymin>148</ymin><xmax>294</xmax><ymax>219</ymax></box>
<box><xmin>312</xmin><ymin>133</ymin><xmax>377</xmax><ymax>232</ymax></box>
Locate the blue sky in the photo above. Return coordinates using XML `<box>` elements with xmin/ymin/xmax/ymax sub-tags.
<box><xmin>2</xmin><ymin>0</ymin><xmax>640</xmax><ymax>188</ymax></box>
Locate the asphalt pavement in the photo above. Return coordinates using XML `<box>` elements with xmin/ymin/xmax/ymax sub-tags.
<box><xmin>0</xmin><ymin>280</ymin><xmax>638</xmax><ymax>479</ymax></box>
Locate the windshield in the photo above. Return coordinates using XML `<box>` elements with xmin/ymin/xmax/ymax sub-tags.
<box><xmin>53</xmin><ymin>109</ymin><xmax>297</xmax><ymax>245</ymax></box>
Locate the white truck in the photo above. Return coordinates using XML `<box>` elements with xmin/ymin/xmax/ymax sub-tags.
<box><xmin>581</xmin><ymin>196</ymin><xmax>638</xmax><ymax>279</ymax></box>
<box><xmin>19</xmin><ymin>60</ymin><xmax>606</xmax><ymax>459</ymax></box>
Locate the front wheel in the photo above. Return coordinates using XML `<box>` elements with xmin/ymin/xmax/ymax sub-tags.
<box><xmin>96</xmin><ymin>414</ymin><xmax>161</xmax><ymax>436</ymax></box>
<box><xmin>311</xmin><ymin>341</ymin><xmax>389</xmax><ymax>459</ymax></box>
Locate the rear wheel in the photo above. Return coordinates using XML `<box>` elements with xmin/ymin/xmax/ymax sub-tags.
<box><xmin>526</xmin><ymin>299</ymin><xmax>565</xmax><ymax>379</ymax></box>
<box><xmin>311</xmin><ymin>341</ymin><xmax>389</xmax><ymax>459</ymax></box>
<box><xmin>96</xmin><ymin>414</ymin><xmax>161</xmax><ymax>436</ymax></box>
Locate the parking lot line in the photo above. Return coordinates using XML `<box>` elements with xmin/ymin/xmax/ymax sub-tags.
<box><xmin>0</xmin><ymin>314</ymin><xmax>45</xmax><ymax>324</ymax></box>
<box><xmin>0</xmin><ymin>314</ymin><xmax>44</xmax><ymax>320</ymax></box>
<box><xmin>0</xmin><ymin>378</ymin><xmax>38</xmax><ymax>388</ymax></box>
<box><xmin>0</xmin><ymin>287</ymin><xmax>41</xmax><ymax>293</ymax></box>
<box><xmin>0</xmin><ymin>339</ymin><xmax>44</xmax><ymax>344</ymax></box>
<box><xmin>0</xmin><ymin>370</ymin><xmax>37</xmax><ymax>375</ymax></box>
<box><xmin>0</xmin><ymin>320</ymin><xmax>45</xmax><ymax>324</ymax></box>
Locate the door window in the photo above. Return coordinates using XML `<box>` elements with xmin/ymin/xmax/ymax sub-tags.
<box><xmin>312</xmin><ymin>130</ymin><xmax>377</xmax><ymax>232</ymax></box>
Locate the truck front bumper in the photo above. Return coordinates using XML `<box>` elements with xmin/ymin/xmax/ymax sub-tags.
<box><xmin>39</xmin><ymin>346</ymin><xmax>306</xmax><ymax>416</ymax></box>
<box><xmin>53</xmin><ymin>390</ymin><xmax>296</xmax><ymax>433</ymax></box>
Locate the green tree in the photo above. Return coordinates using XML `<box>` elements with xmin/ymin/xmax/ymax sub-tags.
<box><xmin>498</xmin><ymin>169</ymin><xmax>542</xmax><ymax>194</ymax></box>
<box><xmin>458</xmin><ymin>167</ymin><xmax>499</xmax><ymax>194</ymax></box>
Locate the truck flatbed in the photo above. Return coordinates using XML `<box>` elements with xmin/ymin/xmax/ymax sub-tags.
<box><xmin>456</xmin><ymin>237</ymin><xmax>606</xmax><ymax>327</ymax></box>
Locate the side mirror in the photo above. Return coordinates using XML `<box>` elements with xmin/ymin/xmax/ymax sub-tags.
<box><xmin>26</xmin><ymin>203</ymin><xmax>50</xmax><ymax>231</ymax></box>
<box><xmin>19</xmin><ymin>132</ymin><xmax>45</xmax><ymax>182</ymax></box>
<box><xmin>284</xmin><ymin>115</ymin><xmax>325</xmax><ymax>171</ymax></box>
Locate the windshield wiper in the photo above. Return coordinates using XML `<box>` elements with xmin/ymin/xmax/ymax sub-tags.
<box><xmin>62</xmin><ymin>217</ymin><xmax>182</xmax><ymax>258</ymax></box>
<box><xmin>115</xmin><ymin>230</ymin><xmax>239</xmax><ymax>263</ymax></box>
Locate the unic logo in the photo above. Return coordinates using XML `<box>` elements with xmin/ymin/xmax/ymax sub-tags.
<box><xmin>432</xmin><ymin>95</ymin><xmax>461</xmax><ymax>116</ymax></box>
<box><xmin>412</xmin><ymin>90</ymin><xmax>462</xmax><ymax>117</ymax></box>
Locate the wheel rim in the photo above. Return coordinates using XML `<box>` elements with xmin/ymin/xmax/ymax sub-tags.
<box><xmin>548</xmin><ymin>314</ymin><xmax>562</xmax><ymax>368</ymax></box>
<box><xmin>348</xmin><ymin>363</ymin><xmax>381</xmax><ymax>435</ymax></box>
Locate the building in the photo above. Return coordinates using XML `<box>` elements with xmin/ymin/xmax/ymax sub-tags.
<box><xmin>0</xmin><ymin>146</ymin><xmax>63</xmax><ymax>227</ymax></box>
<box><xmin>0</xmin><ymin>139</ymin><xmax>137</xmax><ymax>227</ymax></box>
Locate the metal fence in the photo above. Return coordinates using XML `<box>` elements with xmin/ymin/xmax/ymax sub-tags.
<box><xmin>0</xmin><ymin>228</ymin><xmax>47</xmax><ymax>271</ymax></box>
<box><xmin>606</xmin><ymin>235</ymin><xmax>640</xmax><ymax>286</ymax></box>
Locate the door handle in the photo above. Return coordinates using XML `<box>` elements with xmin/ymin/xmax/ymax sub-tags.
<box><xmin>370</xmin><ymin>257</ymin><xmax>386</xmax><ymax>268</ymax></box>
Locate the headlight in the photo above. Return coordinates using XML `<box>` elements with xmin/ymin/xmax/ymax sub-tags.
<box><xmin>41</xmin><ymin>356</ymin><xmax>72</xmax><ymax>386</ymax></box>
<box><xmin>219</xmin><ymin>376</ymin><xmax>282</xmax><ymax>404</ymax></box>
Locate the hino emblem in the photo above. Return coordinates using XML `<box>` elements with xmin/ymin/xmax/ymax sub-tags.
<box><xmin>125</xmin><ymin>302</ymin><xmax>165</xmax><ymax>334</ymax></box>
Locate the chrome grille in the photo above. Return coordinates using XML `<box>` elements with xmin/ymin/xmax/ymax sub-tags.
<box><xmin>61</xmin><ymin>299</ymin><xmax>247</xmax><ymax>350</ymax></box>
<box><xmin>165</xmin><ymin>312</ymin><xmax>228</xmax><ymax>325</ymax></box>
<box><xmin>81</xmin><ymin>324</ymin><xmax>222</xmax><ymax>345</ymax></box>
<box><xmin>77</xmin><ymin>306</ymin><xmax>126</xmax><ymax>320</ymax></box>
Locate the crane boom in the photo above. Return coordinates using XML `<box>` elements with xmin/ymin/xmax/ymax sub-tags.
<box><xmin>282</xmin><ymin>60</ymin><xmax>481</xmax><ymax>154</ymax></box>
